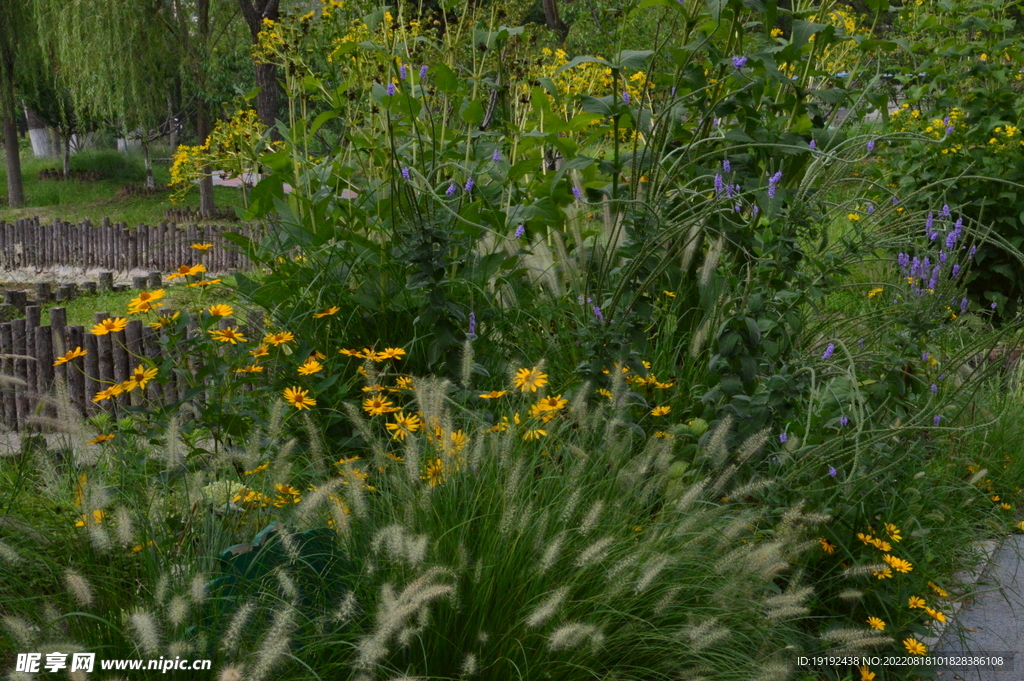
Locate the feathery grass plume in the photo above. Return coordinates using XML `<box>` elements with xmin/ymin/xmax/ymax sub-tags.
<box><xmin>294</xmin><ymin>477</ymin><xmax>344</xmax><ymax>527</ymax></box>
<box><xmin>568</xmin><ymin>381</ymin><xmax>591</xmax><ymax>424</ymax></box>
<box><xmin>155</xmin><ymin>573</ymin><xmax>170</xmax><ymax>605</ymax></box>
<box><xmin>190</xmin><ymin>573</ymin><xmax>206</xmax><ymax>604</ymax></box>
<box><xmin>707</xmin><ymin>463</ymin><xmax>738</xmax><ymax>498</ymax></box>
<box><xmin>355</xmin><ymin>568</ymin><xmax>456</xmax><ymax>669</ymax></box>
<box><xmin>735</xmin><ymin>428</ymin><xmax>771</xmax><ymax>466</ymax></box>
<box><xmin>250</xmin><ymin>605</ymin><xmax>296</xmax><ymax>681</ymax></box>
<box><xmin>653</xmin><ymin>586</ymin><xmax>681</xmax><ymax>616</ymax></box>
<box><xmin>525</xmin><ymin>586</ymin><xmax>569</xmax><ymax>627</ymax></box>
<box><xmin>672</xmin><ymin>478</ymin><xmax>709</xmax><ymax>514</ymax></box>
<box><xmin>329</xmin><ymin>497</ymin><xmax>351</xmax><ymax>535</ymax></box>
<box><xmin>714</xmin><ymin>509</ymin><xmax>760</xmax><ymax>548</ymax></box>
<box><xmin>403</xmin><ymin>431</ymin><xmax>422</xmax><ymax>486</ymax></box>
<box><xmin>702</xmin><ymin>415</ymin><xmax>733</xmax><ymax>467</ymax></box>
<box><xmin>574</xmin><ymin>536</ymin><xmax>614</xmax><ymax>567</ymax></box>
<box><xmin>579</xmin><ymin>500</ymin><xmax>604</xmax><ymax>535</ymax></box>
<box><xmin>301</xmin><ymin>411</ymin><xmax>327</xmax><ymax>476</ymax></box>
<box><xmin>559</xmin><ymin>488</ymin><xmax>582</xmax><ymax>526</ymax></box>
<box><xmin>635</xmin><ymin>554</ymin><xmax>672</xmax><ymax>593</ymax></box>
<box><xmin>275</xmin><ymin>567</ymin><xmax>298</xmax><ymax>601</ymax></box>
<box><xmin>372</xmin><ymin>524</ymin><xmax>430</xmax><ymax>566</ymax></box>
<box><xmin>343</xmin><ymin>401</ymin><xmax>376</xmax><ymax>447</ymax></box>
<box><xmin>334</xmin><ymin>590</ymin><xmax>358</xmax><ymax>623</ymax></box>
<box><xmin>689</xmin><ymin>312</ymin><xmax>713</xmax><ymax>359</ymax></box>
<box><xmin>113</xmin><ymin>505</ymin><xmax>134</xmax><ymax>547</ymax></box>
<box><xmin>516</xmin><ymin>499</ymin><xmax>536</xmax><ymax>535</ymax></box>
<box><xmin>531</xmin><ymin>513</ymin><xmax>552</xmax><ymax>553</ymax></box>
<box><xmin>752</xmin><ymin>662</ymin><xmax>792</xmax><ymax>681</ymax></box>
<box><xmin>522</xmin><ymin>235</ymin><xmax>562</xmax><ymax>298</ymax></box>
<box><xmin>221</xmin><ymin>602</ymin><xmax>255</xmax><ymax>653</ymax></box>
<box><xmin>460</xmin><ymin>339</ymin><xmax>474</xmax><ymax>388</ymax></box>
<box><xmin>727</xmin><ymin>478</ymin><xmax>775</xmax><ymax>502</ymax></box>
<box><xmin>607</xmin><ymin>553</ymin><xmax>640</xmax><ymax>585</ymax></box>
<box><xmin>838</xmin><ymin>589</ymin><xmax>864</xmax><ymax>602</ymax></box>
<box><xmin>538</xmin><ymin>532</ymin><xmax>566</xmax><ymax>574</ymax></box>
<box><xmin>0</xmin><ymin>538</ymin><xmax>22</xmax><ymax>564</ymax></box>
<box><xmin>3</xmin><ymin>615</ymin><xmax>35</xmax><ymax>648</ymax></box>
<box><xmin>217</xmin><ymin>665</ymin><xmax>245</xmax><ymax>681</ymax></box>
<box><xmin>842</xmin><ymin>563</ymin><xmax>888</xmax><ymax>579</ymax></box>
<box><xmin>271</xmin><ymin>438</ymin><xmax>298</xmax><ymax>479</ymax></box>
<box><xmin>64</xmin><ymin>569</ymin><xmax>94</xmax><ymax>607</ymax></box>
<box><xmin>128</xmin><ymin>609</ymin><xmax>161</xmax><ymax>656</ymax></box>
<box><xmin>460</xmin><ymin>652</ymin><xmax>478</xmax><ymax>678</ymax></box>
<box><xmin>339</xmin><ymin>461</ymin><xmax>368</xmax><ymax>519</ymax></box>
<box><xmin>679</xmin><ymin>221</ymin><xmax>704</xmax><ymax>272</ymax></box>
<box><xmin>168</xmin><ymin>640</ymin><xmax>192</xmax><ymax>657</ymax></box>
<box><xmin>763</xmin><ymin>586</ymin><xmax>813</xmax><ymax>621</ymax></box>
<box><xmin>698</xmin><ymin>236</ymin><xmax>724</xmax><ymax>290</ymax></box>
<box><xmin>413</xmin><ymin>377</ymin><xmax>452</xmax><ymax>435</ymax></box>
<box><xmin>681</xmin><ymin>617</ymin><xmax>730</xmax><ymax>652</ymax></box>
<box><xmin>547</xmin><ymin>622</ymin><xmax>605</xmax><ymax>654</ymax></box>
<box><xmin>162</xmin><ymin>417</ymin><xmax>186</xmax><ymax>469</ymax></box>
<box><xmin>168</xmin><ymin>595</ymin><xmax>190</xmax><ymax>627</ymax></box>
<box><xmin>821</xmin><ymin>627</ymin><xmax>894</xmax><ymax>649</ymax></box>
<box><xmin>276</xmin><ymin>525</ymin><xmax>300</xmax><ymax>563</ymax></box>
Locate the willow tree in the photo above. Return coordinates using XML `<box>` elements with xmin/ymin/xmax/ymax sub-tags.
<box><xmin>35</xmin><ymin>0</ymin><xmax>176</xmax><ymax>189</ymax></box>
<box><xmin>0</xmin><ymin>0</ymin><xmax>30</xmax><ymax>207</ymax></box>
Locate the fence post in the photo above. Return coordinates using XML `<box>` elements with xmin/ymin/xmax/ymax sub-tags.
<box><xmin>83</xmin><ymin>331</ymin><xmax>100</xmax><ymax>414</ymax></box>
<box><xmin>67</xmin><ymin>325</ymin><xmax>86</xmax><ymax>417</ymax></box>
<box><xmin>25</xmin><ymin>306</ymin><xmax>40</xmax><ymax>417</ymax></box>
<box><xmin>11</xmin><ymin>319</ymin><xmax>28</xmax><ymax>430</ymax></box>
<box><xmin>125</xmin><ymin>320</ymin><xmax>144</xmax><ymax>407</ymax></box>
<box><xmin>35</xmin><ymin>326</ymin><xmax>54</xmax><ymax>419</ymax></box>
<box><xmin>50</xmin><ymin>307</ymin><xmax>68</xmax><ymax>396</ymax></box>
<box><xmin>98</xmin><ymin>272</ymin><xmax>114</xmax><ymax>292</ymax></box>
<box><xmin>93</xmin><ymin>312</ymin><xmax>114</xmax><ymax>412</ymax></box>
<box><xmin>148</xmin><ymin>271</ymin><xmax>162</xmax><ymax>289</ymax></box>
<box><xmin>0</xmin><ymin>322</ymin><xmax>15</xmax><ymax>428</ymax></box>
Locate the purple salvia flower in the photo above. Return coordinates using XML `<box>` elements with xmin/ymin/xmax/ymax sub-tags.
<box><xmin>898</xmin><ymin>252</ymin><xmax>910</xmax><ymax>271</ymax></box>
<box><xmin>867</xmin><ymin>204</ymin><xmax>874</xmax><ymax>214</ymax></box>
<box><xmin>922</xmin><ymin>352</ymin><xmax>930</xmax><ymax>361</ymax></box>
<box><xmin>939</xmin><ymin>251</ymin><xmax>947</xmax><ymax>263</ymax></box>
<box><xmin>732</xmin><ymin>55</ymin><xmax>748</xmax><ymax>69</ymax></box>
<box><xmin>465</xmin><ymin>177</ymin><xmax>474</xmax><ymax>192</ymax></box>
<box><xmin>823</xmin><ymin>343</ymin><xmax>835</xmax><ymax>360</ymax></box>
<box><xmin>572</xmin><ymin>186</ymin><xmax>583</xmax><ymax>202</ymax></box>
<box><xmin>420</xmin><ymin>65</ymin><xmax>428</xmax><ymax>79</ymax></box>
<box><xmin>968</xmin><ymin>245</ymin><xmax>978</xmax><ymax>259</ymax></box>
<box><xmin>770</xmin><ymin>171</ymin><xmax>783</xmax><ymax>184</ymax></box>
<box><xmin>926</xmin><ymin>212</ymin><xmax>934</xmax><ymax>232</ymax></box>
<box><xmin>892</xmin><ymin>196</ymin><xmax>899</xmax><ymax>205</ymax></box>
<box><xmin>944</xmin><ymin>115</ymin><xmax>951</xmax><ymax>125</ymax></box>
<box><xmin>725</xmin><ymin>183</ymin><xmax>735</xmax><ymax>199</ymax></box>
<box><xmin>928</xmin><ymin>265</ymin><xmax>940</xmax><ymax>289</ymax></box>
<box><xmin>991</xmin><ymin>302</ymin><xmax>998</xmax><ymax>309</ymax></box>
<box><xmin>946</xmin><ymin>126</ymin><xmax>954</xmax><ymax>135</ymax></box>
<box><xmin>931</xmin><ymin>384</ymin><xmax>938</xmax><ymax>392</ymax></box>
<box><xmin>593</xmin><ymin>305</ymin><xmax>604</xmax><ymax>322</ymax></box>
<box><xmin>809</xmin><ymin>139</ymin><xmax>816</xmax><ymax>150</ymax></box>
<box><xmin>586</xmin><ymin>297</ymin><xmax>592</xmax><ymax>303</ymax></box>
<box><xmin>735</xmin><ymin>204</ymin><xmax>742</xmax><ymax>212</ymax></box>
<box><xmin>467</xmin><ymin>311</ymin><xmax>477</xmax><ymax>339</ymax></box>
<box><xmin>671</xmin><ymin>86</ymin><xmax>677</xmax><ymax>96</ymax></box>
<box><xmin>752</xmin><ymin>205</ymin><xmax>759</xmax><ymax>217</ymax></box>
<box><xmin>941</xmin><ymin>204</ymin><xmax>950</xmax><ymax>219</ymax></box>
<box><xmin>858</xmin><ymin>338</ymin><xmax>864</xmax><ymax>348</ymax></box>
<box><xmin>840</xmin><ymin>415</ymin><xmax>849</xmax><ymax>426</ymax></box>
<box><xmin>492</xmin><ymin>149</ymin><xmax>501</xmax><ymax>163</ymax></box>
<box><xmin>768</xmin><ymin>185</ymin><xmax>777</xmax><ymax>199</ymax></box>
<box><xmin>514</xmin><ymin>224</ymin><xmax>525</xmax><ymax>238</ymax></box>
<box><xmin>714</xmin><ymin>173</ymin><xmax>724</xmax><ymax>196</ymax></box>
<box><xmin>828</xmin><ymin>466</ymin><xmax>837</xmax><ymax>477</ymax></box>
<box><xmin>961</xmin><ymin>297</ymin><xmax>968</xmax><ymax>313</ymax></box>
<box><xmin>867</xmin><ymin>140</ymin><xmax>875</xmax><ymax>153</ymax></box>
<box><xmin>933</xmin><ymin>415</ymin><xmax>942</xmax><ymax>426</ymax></box>
<box><xmin>952</xmin><ymin>263</ymin><xmax>961</xmax><ymax>278</ymax></box>
<box><xmin>401</xmin><ymin>166</ymin><xmax>410</xmax><ymax>180</ymax></box>
<box><xmin>939</xmin><ymin>373</ymin><xmax>945</xmax><ymax>379</ymax></box>
<box><xmin>713</xmin><ymin>118</ymin><xmax>720</xmax><ymax>126</ymax></box>
<box><xmin>446</xmin><ymin>181</ymin><xmax>457</xmax><ymax>196</ymax></box>
<box><xmin>779</xmin><ymin>432</ymin><xmax>788</xmax><ymax>443</ymax></box>
<box><xmin>387</xmin><ymin>82</ymin><xmax>396</xmax><ymax>96</ymax></box>
<box><xmin>723</xmin><ymin>160</ymin><xmax>731</xmax><ymax>173</ymax></box>
<box><xmin>622</xmin><ymin>90</ymin><xmax>630</xmax><ymax>105</ymax></box>
<box><xmin>400</xmin><ymin>64</ymin><xmax>407</xmax><ymax>80</ymax></box>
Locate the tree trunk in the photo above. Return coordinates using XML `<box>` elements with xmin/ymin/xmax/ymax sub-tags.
<box><xmin>196</xmin><ymin>99</ymin><xmax>215</xmax><ymax>214</ymax></box>
<box><xmin>542</xmin><ymin>0</ymin><xmax>569</xmax><ymax>41</ymax></box>
<box><xmin>141</xmin><ymin>133</ymin><xmax>154</xmax><ymax>189</ymax></box>
<box><xmin>167</xmin><ymin>89</ymin><xmax>177</xmax><ymax>153</ymax></box>
<box><xmin>25</xmin><ymin>107</ymin><xmax>55</xmax><ymax>158</ymax></box>
<box><xmin>237</xmin><ymin>0</ymin><xmax>281</xmax><ymax>139</ymax></box>
<box><xmin>62</xmin><ymin>134</ymin><xmax>70</xmax><ymax>177</ymax></box>
<box><xmin>1</xmin><ymin>82</ymin><xmax>24</xmax><ymax>207</ymax></box>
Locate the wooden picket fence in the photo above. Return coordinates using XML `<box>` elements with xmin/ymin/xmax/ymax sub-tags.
<box><xmin>0</xmin><ymin>303</ymin><xmax>262</xmax><ymax>432</ymax></box>
<box><xmin>0</xmin><ymin>217</ymin><xmax>259</xmax><ymax>272</ymax></box>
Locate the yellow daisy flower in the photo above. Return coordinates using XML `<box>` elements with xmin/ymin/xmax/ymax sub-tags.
<box><xmin>514</xmin><ymin>366</ymin><xmax>549</xmax><ymax>392</ymax></box>
<box><xmin>54</xmin><ymin>347</ymin><xmax>88</xmax><ymax>366</ymax></box>
<box><xmin>207</xmin><ymin>304</ymin><xmax>234</xmax><ymax>317</ymax></box>
<box><xmin>298</xmin><ymin>358</ymin><xmax>323</xmax><ymax>375</ymax></box>
<box><xmin>209</xmin><ymin>327</ymin><xmax>248</xmax><ymax>344</ymax></box>
<box><xmin>91</xmin><ymin>317</ymin><xmax>128</xmax><ymax>335</ymax></box>
<box><xmin>264</xmin><ymin>331</ymin><xmax>295</xmax><ymax>346</ymax></box>
<box><xmin>283</xmin><ymin>386</ymin><xmax>316</xmax><ymax>410</ymax></box>
<box><xmin>313</xmin><ymin>306</ymin><xmax>341</xmax><ymax>318</ymax></box>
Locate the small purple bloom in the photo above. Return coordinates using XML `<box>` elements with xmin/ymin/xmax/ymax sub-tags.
<box><xmin>961</xmin><ymin>297</ymin><xmax>968</xmax><ymax>313</ymax></box>
<box><xmin>922</xmin><ymin>352</ymin><xmax>929</xmax><ymax>361</ymax></box>
<box><xmin>926</xmin><ymin>212</ymin><xmax>934</xmax><ymax>231</ymax></box>
<box><xmin>671</xmin><ymin>86</ymin><xmax>677</xmax><ymax>96</ymax></box>
<box><xmin>941</xmin><ymin>204</ymin><xmax>950</xmax><ymax>219</ymax></box>
<box><xmin>592</xmin><ymin>305</ymin><xmax>604</xmax><ymax>322</ymax></box>
<box><xmin>943</xmin><ymin>115</ymin><xmax>951</xmax><ymax>126</ymax></box>
<box><xmin>991</xmin><ymin>302</ymin><xmax>998</xmax><ymax>309</ymax></box>
<box><xmin>931</xmin><ymin>384</ymin><xmax>938</xmax><ymax>392</ymax></box>
<box><xmin>446</xmin><ymin>181</ymin><xmax>457</xmax><ymax>196</ymax></box>
<box><xmin>714</xmin><ymin>173</ymin><xmax>724</xmax><ymax>196</ymax></box>
<box><xmin>939</xmin><ymin>251</ymin><xmax>947</xmax><ymax>263</ymax></box>
<box><xmin>514</xmin><ymin>224</ymin><xmax>525</xmax><ymax>238</ymax></box>
<box><xmin>420</xmin><ymin>65</ymin><xmax>428</xmax><ymax>79</ymax></box>
<box><xmin>857</xmin><ymin>338</ymin><xmax>864</xmax><ymax>348</ymax></box>
<box><xmin>867</xmin><ymin>204</ymin><xmax>874</xmax><ymax>214</ymax></box>
<box><xmin>401</xmin><ymin>166</ymin><xmax>410</xmax><ymax>180</ymax></box>
<box><xmin>828</xmin><ymin>466</ymin><xmax>837</xmax><ymax>477</ymax></box>
<box><xmin>946</xmin><ymin>126</ymin><xmax>955</xmax><ymax>135</ymax></box>
<box><xmin>867</xmin><ymin>140</ymin><xmax>875</xmax><ymax>153</ymax></box>
<box><xmin>952</xmin><ymin>263</ymin><xmax>961</xmax><ymax>277</ymax></box>
<box><xmin>723</xmin><ymin>160</ymin><xmax>731</xmax><ymax>173</ymax></box>
<box><xmin>823</xmin><ymin>343</ymin><xmax>835</xmax><ymax>360</ymax></box>
<box><xmin>467</xmin><ymin>311</ymin><xmax>477</xmax><ymax>339</ymax></box>
<box><xmin>770</xmin><ymin>171</ymin><xmax>783</xmax><ymax>184</ymax></box>
<box><xmin>933</xmin><ymin>415</ymin><xmax>942</xmax><ymax>426</ymax></box>
<box><xmin>735</xmin><ymin>204</ymin><xmax>742</xmax><ymax>212</ymax></box>
<box><xmin>809</xmin><ymin>139</ymin><xmax>816</xmax><ymax>150</ymax></box>
<box><xmin>732</xmin><ymin>56</ymin><xmax>748</xmax><ymax>69</ymax></box>
<box><xmin>939</xmin><ymin>373</ymin><xmax>945</xmax><ymax>379</ymax></box>
<box><xmin>622</xmin><ymin>90</ymin><xmax>630</xmax><ymax>105</ymax></box>
<box><xmin>492</xmin><ymin>149</ymin><xmax>501</xmax><ymax>163</ymax></box>
<box><xmin>968</xmin><ymin>245</ymin><xmax>977</xmax><ymax>259</ymax></box>
<box><xmin>892</xmin><ymin>196</ymin><xmax>900</xmax><ymax>205</ymax></box>
<box><xmin>713</xmin><ymin>117</ymin><xmax>720</xmax><ymax>127</ymax></box>
<box><xmin>400</xmin><ymin>64</ymin><xmax>407</xmax><ymax>80</ymax></box>
<box><xmin>779</xmin><ymin>432</ymin><xmax>788</xmax><ymax>443</ymax></box>
<box><xmin>387</xmin><ymin>82</ymin><xmax>396</xmax><ymax>96</ymax></box>
<box><xmin>572</xmin><ymin>186</ymin><xmax>583</xmax><ymax>202</ymax></box>
<box><xmin>465</xmin><ymin>177</ymin><xmax>474</xmax><ymax>192</ymax></box>
<box><xmin>752</xmin><ymin>205</ymin><xmax>759</xmax><ymax>217</ymax></box>
<box><xmin>840</xmin><ymin>415</ymin><xmax>849</xmax><ymax>426</ymax></box>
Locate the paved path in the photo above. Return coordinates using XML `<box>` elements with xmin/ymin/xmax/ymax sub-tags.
<box><xmin>934</xmin><ymin>536</ymin><xmax>1024</xmax><ymax>680</ymax></box>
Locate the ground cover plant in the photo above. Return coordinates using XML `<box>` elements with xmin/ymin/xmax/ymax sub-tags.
<box><xmin>3</xmin><ymin>0</ymin><xmax>1024</xmax><ymax>679</ymax></box>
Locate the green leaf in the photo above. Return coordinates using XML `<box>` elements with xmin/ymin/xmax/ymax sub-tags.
<box><xmin>792</xmin><ymin>20</ymin><xmax>828</xmax><ymax>50</ymax></box>
<box><xmin>459</xmin><ymin>98</ymin><xmax>485</xmax><ymax>126</ymax></box>
<box><xmin>580</xmin><ymin>95</ymin><xmax>614</xmax><ymax>116</ymax></box>
<box><xmin>554</xmin><ymin>56</ymin><xmax>612</xmax><ymax>76</ymax></box>
<box><xmin>433</xmin><ymin>64</ymin><xmax>459</xmax><ymax>94</ymax></box>
<box><xmin>706</xmin><ymin>0</ymin><xmax>727</xmax><ymax>21</ymax></box>
<box><xmin>614</xmin><ymin>50</ymin><xmax>655</xmax><ymax>70</ymax></box>
<box><xmin>309</xmin><ymin>110</ymin><xmax>339</xmax><ymax>136</ymax></box>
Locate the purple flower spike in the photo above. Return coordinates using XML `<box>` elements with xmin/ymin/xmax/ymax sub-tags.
<box><xmin>944</xmin><ymin>115</ymin><xmax>951</xmax><ymax>125</ymax></box>
<box><xmin>809</xmin><ymin>139</ymin><xmax>816</xmax><ymax>150</ymax></box>
<box><xmin>714</xmin><ymin>173</ymin><xmax>724</xmax><ymax>195</ymax></box>
<box><xmin>593</xmin><ymin>305</ymin><xmax>604</xmax><ymax>322</ymax></box>
<box><xmin>840</xmin><ymin>415</ymin><xmax>849</xmax><ymax>426</ymax></box>
<box><xmin>934</xmin><ymin>415</ymin><xmax>942</xmax><ymax>426</ymax></box>
<box><xmin>401</xmin><ymin>166</ymin><xmax>410</xmax><ymax>180</ymax></box>
<box><xmin>420</xmin><ymin>65</ymin><xmax>428</xmax><ymax>79</ymax></box>
<box><xmin>828</xmin><ymin>466</ymin><xmax>837</xmax><ymax>477</ymax></box>
<box><xmin>823</xmin><ymin>343</ymin><xmax>835</xmax><ymax>360</ymax></box>
<box><xmin>514</xmin><ymin>224</ymin><xmax>525</xmax><ymax>238</ymax></box>
<box><xmin>946</xmin><ymin>126</ymin><xmax>955</xmax><ymax>135</ymax></box>
<box><xmin>572</xmin><ymin>186</ymin><xmax>583</xmax><ymax>202</ymax></box>
<box><xmin>732</xmin><ymin>56</ymin><xmax>748</xmax><ymax>69</ymax></box>
<box><xmin>467</xmin><ymin>311</ymin><xmax>477</xmax><ymax>339</ymax></box>
<box><xmin>939</xmin><ymin>251</ymin><xmax>947</xmax><ymax>263</ymax></box>
<box><xmin>930</xmin><ymin>383</ymin><xmax>938</xmax><ymax>393</ymax></box>
<box><xmin>671</xmin><ymin>86</ymin><xmax>677</xmax><ymax>96</ymax></box>
<box><xmin>387</xmin><ymin>82</ymin><xmax>396</xmax><ymax>96</ymax></box>
<box><xmin>446</xmin><ymin>181</ymin><xmax>457</xmax><ymax>196</ymax></box>
<box><xmin>968</xmin><ymin>245</ymin><xmax>977</xmax><ymax>259</ymax></box>
<box><xmin>952</xmin><ymin>263</ymin><xmax>960</xmax><ymax>278</ymax></box>
<box><xmin>867</xmin><ymin>204</ymin><xmax>874</xmax><ymax>214</ymax></box>
<box><xmin>941</xmin><ymin>204</ymin><xmax>950</xmax><ymax>219</ymax></box>
<box><xmin>961</xmin><ymin>297</ymin><xmax>968</xmax><ymax>313</ymax></box>
<box><xmin>858</xmin><ymin>338</ymin><xmax>864</xmax><ymax>348</ymax></box>
<box><xmin>867</xmin><ymin>140</ymin><xmax>875</xmax><ymax>153</ymax></box>
<box><xmin>779</xmin><ymin>432</ymin><xmax>788</xmax><ymax>443</ymax></box>
<box><xmin>922</xmin><ymin>352</ymin><xmax>929</xmax><ymax>361</ymax></box>
<box><xmin>622</xmin><ymin>90</ymin><xmax>630</xmax><ymax>105</ymax></box>
<box><xmin>400</xmin><ymin>64</ymin><xmax>407</xmax><ymax>80</ymax></box>
<box><xmin>991</xmin><ymin>302</ymin><xmax>998</xmax><ymax>309</ymax></box>
<box><xmin>465</xmin><ymin>177</ymin><xmax>474</xmax><ymax>192</ymax></box>
<box><xmin>892</xmin><ymin>196</ymin><xmax>900</xmax><ymax>205</ymax></box>
<box><xmin>723</xmin><ymin>160</ymin><xmax>731</xmax><ymax>173</ymax></box>
<box><xmin>752</xmin><ymin>205</ymin><xmax>760</xmax><ymax>217</ymax></box>
<box><xmin>492</xmin><ymin>149</ymin><xmax>501</xmax><ymax>163</ymax></box>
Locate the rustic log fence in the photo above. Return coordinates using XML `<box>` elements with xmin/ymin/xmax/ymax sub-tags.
<box><xmin>0</xmin><ymin>304</ymin><xmax>264</xmax><ymax>431</ymax></box>
<box><xmin>0</xmin><ymin>217</ymin><xmax>260</xmax><ymax>272</ymax></box>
